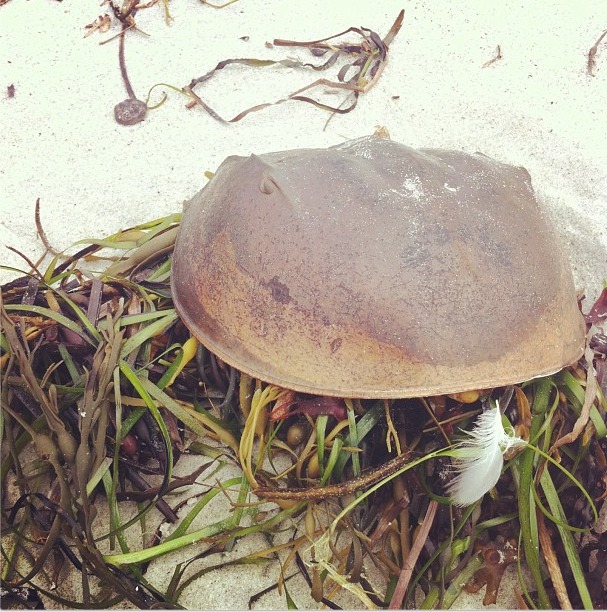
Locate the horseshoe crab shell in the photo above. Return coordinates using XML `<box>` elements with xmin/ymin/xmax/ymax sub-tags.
<box><xmin>172</xmin><ymin>136</ymin><xmax>585</xmax><ymax>398</ymax></box>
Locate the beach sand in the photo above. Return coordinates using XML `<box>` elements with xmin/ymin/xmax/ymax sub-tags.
<box><xmin>1</xmin><ymin>0</ymin><xmax>606</xmax><ymax>608</ymax></box>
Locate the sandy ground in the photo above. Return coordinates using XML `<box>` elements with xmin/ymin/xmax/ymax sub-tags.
<box><xmin>1</xmin><ymin>0</ymin><xmax>607</xmax><ymax>609</ymax></box>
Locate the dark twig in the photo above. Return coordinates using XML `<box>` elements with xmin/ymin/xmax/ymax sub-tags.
<box><xmin>254</xmin><ymin>450</ymin><xmax>413</xmax><ymax>501</ymax></box>
<box><xmin>118</xmin><ymin>22</ymin><xmax>136</xmax><ymax>99</ymax></box>
<box><xmin>5</xmin><ymin>247</ymin><xmax>43</xmax><ymax>280</ymax></box>
<box><xmin>123</xmin><ymin>467</ymin><xmax>179</xmax><ymax>522</ymax></box>
<box><xmin>35</xmin><ymin>198</ymin><xmax>59</xmax><ymax>256</ymax></box>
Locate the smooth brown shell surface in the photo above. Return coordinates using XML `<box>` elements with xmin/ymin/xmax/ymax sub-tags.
<box><xmin>172</xmin><ymin>136</ymin><xmax>585</xmax><ymax>398</ymax></box>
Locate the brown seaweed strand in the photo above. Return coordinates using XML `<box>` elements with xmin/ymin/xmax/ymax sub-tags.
<box><xmin>118</xmin><ymin>21</ymin><xmax>136</xmax><ymax>99</ymax></box>
<box><xmin>254</xmin><ymin>450</ymin><xmax>412</xmax><ymax>501</ymax></box>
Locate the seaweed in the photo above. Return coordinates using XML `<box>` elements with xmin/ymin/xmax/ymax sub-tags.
<box><xmin>179</xmin><ymin>10</ymin><xmax>404</xmax><ymax>123</ymax></box>
<box><xmin>83</xmin><ymin>2</ymin><xmax>403</xmax><ymax>126</ymax></box>
<box><xmin>1</xmin><ymin>211</ymin><xmax>605</xmax><ymax>609</ymax></box>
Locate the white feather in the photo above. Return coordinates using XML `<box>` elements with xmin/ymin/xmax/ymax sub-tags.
<box><xmin>447</xmin><ymin>404</ymin><xmax>525</xmax><ymax>506</ymax></box>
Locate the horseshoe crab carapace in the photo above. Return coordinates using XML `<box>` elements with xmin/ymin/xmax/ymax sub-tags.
<box><xmin>172</xmin><ymin>136</ymin><xmax>585</xmax><ymax>398</ymax></box>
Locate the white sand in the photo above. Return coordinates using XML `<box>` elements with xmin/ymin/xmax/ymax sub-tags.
<box><xmin>1</xmin><ymin>0</ymin><xmax>606</xmax><ymax>608</ymax></box>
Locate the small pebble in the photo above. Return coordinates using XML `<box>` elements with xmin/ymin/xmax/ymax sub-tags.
<box><xmin>114</xmin><ymin>98</ymin><xmax>147</xmax><ymax>126</ymax></box>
